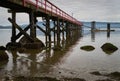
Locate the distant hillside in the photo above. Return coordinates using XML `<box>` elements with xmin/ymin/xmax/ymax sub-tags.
<box><xmin>1</xmin><ymin>21</ymin><xmax>120</xmax><ymax>29</ymax></box>
<box><xmin>0</xmin><ymin>25</ymin><xmax>11</xmax><ymax>29</ymax></box>
<box><xmin>0</xmin><ymin>21</ymin><xmax>52</xmax><ymax>29</ymax></box>
<box><xmin>82</xmin><ymin>21</ymin><xmax>120</xmax><ymax>28</ymax></box>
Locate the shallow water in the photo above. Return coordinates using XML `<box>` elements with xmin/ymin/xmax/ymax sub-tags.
<box><xmin>0</xmin><ymin>29</ymin><xmax>120</xmax><ymax>81</ymax></box>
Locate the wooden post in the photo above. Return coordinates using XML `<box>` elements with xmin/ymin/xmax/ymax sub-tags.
<box><xmin>11</xmin><ymin>11</ymin><xmax>16</xmax><ymax>43</ymax></box>
<box><xmin>91</xmin><ymin>21</ymin><xmax>96</xmax><ymax>41</ymax></box>
<box><xmin>46</xmin><ymin>15</ymin><xmax>51</xmax><ymax>47</ymax></box>
<box><xmin>53</xmin><ymin>20</ymin><xmax>56</xmax><ymax>46</ymax></box>
<box><xmin>65</xmin><ymin>22</ymin><xmax>70</xmax><ymax>45</ymax></box>
<box><xmin>15</xmin><ymin>25</ymin><xmax>30</xmax><ymax>40</ymax></box>
<box><xmin>45</xmin><ymin>19</ymin><xmax>48</xmax><ymax>47</ymax></box>
<box><xmin>91</xmin><ymin>21</ymin><xmax>96</xmax><ymax>31</ymax></box>
<box><xmin>62</xmin><ymin>21</ymin><xmax>65</xmax><ymax>41</ymax></box>
<box><xmin>107</xmin><ymin>23</ymin><xmax>110</xmax><ymax>38</ymax></box>
<box><xmin>57</xmin><ymin>18</ymin><xmax>60</xmax><ymax>47</ymax></box>
<box><xmin>34</xmin><ymin>15</ymin><xmax>37</xmax><ymax>38</ymax></box>
<box><xmin>91</xmin><ymin>30</ymin><xmax>95</xmax><ymax>42</ymax></box>
<box><xmin>107</xmin><ymin>23</ymin><xmax>110</xmax><ymax>32</ymax></box>
<box><xmin>29</xmin><ymin>11</ymin><xmax>36</xmax><ymax>39</ymax></box>
<box><xmin>8</xmin><ymin>18</ymin><xmax>34</xmax><ymax>42</ymax></box>
<box><xmin>68</xmin><ymin>23</ymin><xmax>71</xmax><ymax>38</ymax></box>
<box><xmin>66</xmin><ymin>22</ymin><xmax>69</xmax><ymax>39</ymax></box>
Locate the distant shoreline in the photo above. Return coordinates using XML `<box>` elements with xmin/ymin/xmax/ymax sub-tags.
<box><xmin>0</xmin><ymin>28</ymin><xmax>11</xmax><ymax>29</ymax></box>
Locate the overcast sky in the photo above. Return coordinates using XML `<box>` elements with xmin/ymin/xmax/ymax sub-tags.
<box><xmin>0</xmin><ymin>0</ymin><xmax>120</xmax><ymax>26</ymax></box>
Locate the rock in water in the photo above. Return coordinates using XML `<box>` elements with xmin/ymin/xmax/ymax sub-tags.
<box><xmin>101</xmin><ymin>43</ymin><xmax>118</xmax><ymax>54</ymax></box>
<box><xmin>6</xmin><ymin>42</ymin><xmax>22</xmax><ymax>50</ymax></box>
<box><xmin>19</xmin><ymin>36</ymin><xmax>45</xmax><ymax>49</ymax></box>
<box><xmin>0</xmin><ymin>46</ymin><xmax>6</xmax><ymax>50</ymax></box>
<box><xmin>80</xmin><ymin>45</ymin><xmax>95</xmax><ymax>51</ymax></box>
<box><xmin>0</xmin><ymin>46</ymin><xmax>8</xmax><ymax>62</ymax></box>
<box><xmin>90</xmin><ymin>71</ymin><xmax>102</xmax><ymax>76</ymax></box>
<box><xmin>0</xmin><ymin>50</ymin><xmax>8</xmax><ymax>61</ymax></box>
<box><xmin>105</xmin><ymin>72</ymin><xmax>120</xmax><ymax>80</ymax></box>
<box><xmin>107</xmin><ymin>72</ymin><xmax>120</xmax><ymax>77</ymax></box>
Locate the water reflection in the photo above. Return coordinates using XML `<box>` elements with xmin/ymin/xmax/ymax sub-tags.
<box><xmin>90</xmin><ymin>30</ymin><xmax>118</xmax><ymax>55</ymax></box>
<box><xmin>91</xmin><ymin>30</ymin><xmax>111</xmax><ymax>41</ymax></box>
<box><xmin>0</xmin><ymin>30</ymin><xmax>82</xmax><ymax>80</ymax></box>
<box><xmin>91</xmin><ymin>31</ymin><xmax>95</xmax><ymax>42</ymax></box>
<box><xmin>107</xmin><ymin>31</ymin><xmax>110</xmax><ymax>38</ymax></box>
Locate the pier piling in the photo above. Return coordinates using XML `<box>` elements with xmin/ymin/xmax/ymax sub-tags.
<box><xmin>91</xmin><ymin>21</ymin><xmax>96</xmax><ymax>31</ymax></box>
<box><xmin>0</xmin><ymin>0</ymin><xmax>83</xmax><ymax>49</ymax></box>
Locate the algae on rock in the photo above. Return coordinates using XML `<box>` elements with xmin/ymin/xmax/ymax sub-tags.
<box><xmin>101</xmin><ymin>43</ymin><xmax>118</xmax><ymax>54</ymax></box>
<box><xmin>80</xmin><ymin>45</ymin><xmax>95</xmax><ymax>51</ymax></box>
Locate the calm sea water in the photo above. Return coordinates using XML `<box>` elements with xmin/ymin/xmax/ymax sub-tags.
<box><xmin>0</xmin><ymin>23</ymin><xmax>120</xmax><ymax>81</ymax></box>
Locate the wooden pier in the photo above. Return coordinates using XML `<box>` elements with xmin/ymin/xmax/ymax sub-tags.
<box><xmin>0</xmin><ymin>0</ymin><xmax>83</xmax><ymax>49</ymax></box>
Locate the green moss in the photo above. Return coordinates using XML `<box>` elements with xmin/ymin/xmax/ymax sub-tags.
<box><xmin>101</xmin><ymin>43</ymin><xmax>118</xmax><ymax>54</ymax></box>
<box><xmin>80</xmin><ymin>45</ymin><xmax>95</xmax><ymax>51</ymax></box>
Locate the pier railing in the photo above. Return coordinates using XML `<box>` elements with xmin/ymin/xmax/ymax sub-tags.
<box><xmin>23</xmin><ymin>0</ymin><xmax>82</xmax><ymax>26</ymax></box>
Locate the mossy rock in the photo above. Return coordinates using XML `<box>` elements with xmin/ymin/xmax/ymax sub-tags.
<box><xmin>80</xmin><ymin>45</ymin><xmax>95</xmax><ymax>51</ymax></box>
<box><xmin>53</xmin><ymin>46</ymin><xmax>62</xmax><ymax>51</ymax></box>
<box><xmin>90</xmin><ymin>71</ymin><xmax>102</xmax><ymax>76</ymax></box>
<box><xmin>6</xmin><ymin>42</ymin><xmax>22</xmax><ymax>50</ymax></box>
<box><xmin>0</xmin><ymin>46</ymin><xmax>6</xmax><ymax>50</ymax></box>
<box><xmin>19</xmin><ymin>36</ymin><xmax>45</xmax><ymax>49</ymax></box>
<box><xmin>101</xmin><ymin>43</ymin><xmax>118</xmax><ymax>54</ymax></box>
<box><xmin>107</xmin><ymin>72</ymin><xmax>120</xmax><ymax>77</ymax></box>
<box><xmin>105</xmin><ymin>72</ymin><xmax>120</xmax><ymax>80</ymax></box>
<box><xmin>0</xmin><ymin>50</ymin><xmax>8</xmax><ymax>61</ymax></box>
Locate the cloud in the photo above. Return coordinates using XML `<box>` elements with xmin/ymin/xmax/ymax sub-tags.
<box><xmin>0</xmin><ymin>0</ymin><xmax>120</xmax><ymax>25</ymax></box>
<box><xmin>0</xmin><ymin>7</ymin><xmax>29</xmax><ymax>26</ymax></box>
<box><xmin>51</xmin><ymin>0</ymin><xmax>120</xmax><ymax>22</ymax></box>
<box><xmin>0</xmin><ymin>7</ymin><xmax>11</xmax><ymax>26</ymax></box>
